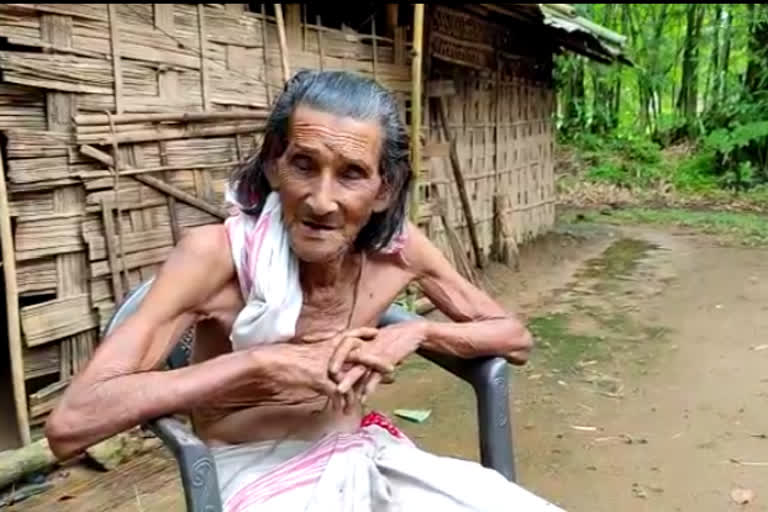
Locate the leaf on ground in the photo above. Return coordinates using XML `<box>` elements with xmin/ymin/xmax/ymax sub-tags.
<box><xmin>730</xmin><ymin>487</ymin><xmax>755</xmax><ymax>505</ymax></box>
<box><xmin>570</xmin><ymin>425</ymin><xmax>598</xmax><ymax>432</ymax></box>
<box><xmin>393</xmin><ymin>409</ymin><xmax>431</xmax><ymax>423</ymax></box>
<box><xmin>750</xmin><ymin>344</ymin><xmax>768</xmax><ymax>351</ymax></box>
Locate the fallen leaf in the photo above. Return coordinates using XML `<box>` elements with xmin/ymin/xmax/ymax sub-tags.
<box><xmin>557</xmin><ymin>380</ymin><xmax>568</xmax><ymax>387</ymax></box>
<box><xmin>631</xmin><ymin>483</ymin><xmax>647</xmax><ymax>499</ymax></box>
<box><xmin>730</xmin><ymin>487</ymin><xmax>755</xmax><ymax>505</ymax></box>
<box><xmin>751</xmin><ymin>344</ymin><xmax>768</xmax><ymax>352</ymax></box>
<box><xmin>570</xmin><ymin>425</ymin><xmax>598</xmax><ymax>432</ymax></box>
<box><xmin>393</xmin><ymin>409</ymin><xmax>431</xmax><ymax>423</ymax></box>
<box><xmin>749</xmin><ymin>433</ymin><xmax>767</xmax><ymax>440</ymax></box>
<box><xmin>528</xmin><ymin>373</ymin><xmax>542</xmax><ymax>380</ymax></box>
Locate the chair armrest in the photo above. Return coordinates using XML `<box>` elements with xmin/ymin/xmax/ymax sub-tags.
<box><xmin>148</xmin><ymin>417</ymin><xmax>223</xmax><ymax>512</ymax></box>
<box><xmin>378</xmin><ymin>305</ymin><xmax>517</xmax><ymax>482</ymax></box>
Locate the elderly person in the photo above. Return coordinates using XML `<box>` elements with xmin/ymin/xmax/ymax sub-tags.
<box><xmin>46</xmin><ymin>71</ymin><xmax>562</xmax><ymax>511</ymax></box>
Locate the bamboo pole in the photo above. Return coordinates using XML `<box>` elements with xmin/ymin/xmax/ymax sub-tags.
<box><xmin>197</xmin><ymin>4</ymin><xmax>211</xmax><ymax>111</ymax></box>
<box><xmin>260</xmin><ymin>4</ymin><xmax>271</xmax><ymax>104</ymax></box>
<box><xmin>409</xmin><ymin>4</ymin><xmax>425</xmax><ymax>222</ymax></box>
<box><xmin>74</xmin><ymin>111</ymin><xmax>269</xmax><ymax>126</ymax></box>
<box><xmin>372</xmin><ymin>17</ymin><xmax>378</xmax><ymax>82</ymax></box>
<box><xmin>316</xmin><ymin>15</ymin><xmax>325</xmax><ymax>71</ymax></box>
<box><xmin>274</xmin><ymin>4</ymin><xmax>291</xmax><ymax>83</ymax></box>
<box><xmin>107</xmin><ymin>4</ymin><xmax>123</xmax><ymax>114</ymax></box>
<box><xmin>0</xmin><ymin>156</ymin><xmax>31</xmax><ymax>445</ymax></box>
<box><xmin>436</xmin><ymin>97</ymin><xmax>485</xmax><ymax>268</ymax></box>
<box><xmin>82</xmin><ymin>122</ymin><xmax>264</xmax><ymax>146</ymax></box>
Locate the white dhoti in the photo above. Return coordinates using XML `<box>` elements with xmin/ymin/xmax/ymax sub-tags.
<box><xmin>213</xmin><ymin>412</ymin><xmax>565</xmax><ymax>512</ymax></box>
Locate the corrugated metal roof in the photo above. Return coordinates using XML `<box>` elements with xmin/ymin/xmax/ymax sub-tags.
<box><xmin>480</xmin><ymin>4</ymin><xmax>632</xmax><ymax>65</ymax></box>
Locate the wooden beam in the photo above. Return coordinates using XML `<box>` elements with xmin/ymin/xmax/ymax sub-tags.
<box><xmin>0</xmin><ymin>154</ymin><xmax>31</xmax><ymax>445</ymax></box>
<box><xmin>386</xmin><ymin>4</ymin><xmax>399</xmax><ymax>36</ymax></box>
<box><xmin>409</xmin><ymin>4</ymin><xmax>425</xmax><ymax>222</ymax></box>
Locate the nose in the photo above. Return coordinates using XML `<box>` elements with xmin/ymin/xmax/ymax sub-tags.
<box><xmin>305</xmin><ymin>173</ymin><xmax>338</xmax><ymax>217</ymax></box>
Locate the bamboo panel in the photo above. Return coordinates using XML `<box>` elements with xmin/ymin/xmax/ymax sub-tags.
<box><xmin>17</xmin><ymin>258</ymin><xmax>57</xmax><ymax>295</ymax></box>
<box><xmin>8</xmin><ymin>191</ymin><xmax>54</xmax><ymax>219</ymax></box>
<box><xmin>14</xmin><ymin>215</ymin><xmax>84</xmax><ymax>260</ymax></box>
<box><xmin>20</xmin><ymin>294</ymin><xmax>97</xmax><ymax>347</ymax></box>
<box><xmin>0</xmin><ymin>52</ymin><xmax>114</xmax><ymax>94</ymax></box>
<box><xmin>23</xmin><ymin>345</ymin><xmax>60</xmax><ymax>380</ymax></box>
<box><xmin>90</xmin><ymin>245</ymin><xmax>173</xmax><ymax>278</ymax></box>
<box><xmin>0</xmin><ymin>2</ymin><xmax>419</xmax><ymax>438</ymax></box>
<box><xmin>85</xmin><ymin>225</ymin><xmax>172</xmax><ymax>261</ymax></box>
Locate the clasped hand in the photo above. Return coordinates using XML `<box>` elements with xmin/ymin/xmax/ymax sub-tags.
<box><xmin>300</xmin><ymin>322</ymin><xmax>427</xmax><ymax>412</ymax></box>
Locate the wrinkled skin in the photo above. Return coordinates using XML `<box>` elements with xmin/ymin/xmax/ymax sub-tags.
<box><xmin>45</xmin><ymin>106</ymin><xmax>533</xmax><ymax>459</ymax></box>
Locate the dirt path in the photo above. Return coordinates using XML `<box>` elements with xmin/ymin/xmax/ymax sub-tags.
<box><xmin>374</xmin><ymin>223</ymin><xmax>768</xmax><ymax>511</ymax></box>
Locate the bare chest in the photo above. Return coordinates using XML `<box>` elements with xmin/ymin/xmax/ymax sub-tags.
<box><xmin>294</xmin><ymin>256</ymin><xmax>412</xmax><ymax>338</ymax></box>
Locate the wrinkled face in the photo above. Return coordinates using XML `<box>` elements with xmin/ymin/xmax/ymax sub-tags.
<box><xmin>267</xmin><ymin>106</ymin><xmax>390</xmax><ymax>263</ymax></box>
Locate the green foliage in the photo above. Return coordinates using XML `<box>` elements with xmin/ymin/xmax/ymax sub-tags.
<box><xmin>556</xmin><ymin>4</ymin><xmax>768</xmax><ymax>194</ymax></box>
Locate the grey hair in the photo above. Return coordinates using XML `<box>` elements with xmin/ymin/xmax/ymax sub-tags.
<box><xmin>230</xmin><ymin>70</ymin><xmax>412</xmax><ymax>252</ymax></box>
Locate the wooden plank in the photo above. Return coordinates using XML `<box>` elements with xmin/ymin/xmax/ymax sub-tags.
<box><xmin>28</xmin><ymin>379</ymin><xmax>69</xmax><ymax>417</ymax></box>
<box><xmin>77</xmin><ymin>121</ymin><xmax>265</xmax><ymax>145</ymax></box>
<box><xmin>0</xmin><ymin>147</ymin><xmax>31</xmax><ymax>444</ymax></box>
<box><xmin>20</xmin><ymin>294</ymin><xmax>97</xmax><ymax>347</ymax></box>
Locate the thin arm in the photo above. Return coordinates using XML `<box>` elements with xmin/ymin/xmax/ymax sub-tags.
<box><xmin>378</xmin><ymin>305</ymin><xmax>516</xmax><ymax>481</ymax></box>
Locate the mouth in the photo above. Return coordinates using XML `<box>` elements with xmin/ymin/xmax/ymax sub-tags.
<box><xmin>301</xmin><ymin>220</ymin><xmax>336</xmax><ymax>231</ymax></box>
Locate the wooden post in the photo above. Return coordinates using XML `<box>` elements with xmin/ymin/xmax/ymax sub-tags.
<box><xmin>409</xmin><ymin>4</ymin><xmax>425</xmax><ymax>222</ymax></box>
<box><xmin>0</xmin><ymin>157</ymin><xmax>31</xmax><ymax>446</ymax></box>
<box><xmin>386</xmin><ymin>4</ymin><xmax>399</xmax><ymax>36</ymax></box>
<box><xmin>274</xmin><ymin>4</ymin><xmax>291</xmax><ymax>83</ymax></box>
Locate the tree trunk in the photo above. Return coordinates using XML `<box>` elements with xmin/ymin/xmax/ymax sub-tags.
<box><xmin>677</xmin><ymin>4</ymin><xmax>703</xmax><ymax>133</ymax></box>
<box><xmin>706</xmin><ymin>5</ymin><xmax>722</xmax><ymax>111</ymax></box>
<box><xmin>720</xmin><ymin>6</ymin><xmax>732</xmax><ymax>103</ymax></box>
<box><xmin>745</xmin><ymin>4</ymin><xmax>768</xmax><ymax>95</ymax></box>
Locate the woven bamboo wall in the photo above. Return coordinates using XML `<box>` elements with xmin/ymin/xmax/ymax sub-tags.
<box><xmin>423</xmin><ymin>6</ymin><xmax>556</xmax><ymax>266</ymax></box>
<box><xmin>0</xmin><ymin>3</ymin><xmax>412</xmax><ymax>436</ymax></box>
<box><xmin>0</xmin><ymin>4</ymin><xmax>558</xmax><ymax>441</ymax></box>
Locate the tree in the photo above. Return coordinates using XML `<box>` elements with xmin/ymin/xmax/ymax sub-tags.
<box><xmin>677</xmin><ymin>3</ymin><xmax>704</xmax><ymax>131</ymax></box>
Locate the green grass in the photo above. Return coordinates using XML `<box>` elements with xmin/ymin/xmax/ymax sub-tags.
<box><xmin>561</xmin><ymin>207</ymin><xmax>768</xmax><ymax>247</ymax></box>
<box><xmin>528</xmin><ymin>313</ymin><xmax>606</xmax><ymax>372</ymax></box>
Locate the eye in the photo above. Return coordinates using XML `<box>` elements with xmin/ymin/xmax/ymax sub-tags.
<box><xmin>342</xmin><ymin>165</ymin><xmax>365</xmax><ymax>180</ymax></box>
<box><xmin>291</xmin><ymin>155</ymin><xmax>313</xmax><ymax>172</ymax></box>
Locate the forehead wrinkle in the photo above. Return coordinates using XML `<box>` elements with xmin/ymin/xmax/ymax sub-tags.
<box><xmin>291</xmin><ymin>121</ymin><xmax>380</xmax><ymax>169</ymax></box>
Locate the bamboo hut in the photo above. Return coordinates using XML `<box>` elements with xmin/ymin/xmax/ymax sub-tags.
<box><xmin>0</xmin><ymin>4</ymin><xmax>627</xmax><ymax>447</ymax></box>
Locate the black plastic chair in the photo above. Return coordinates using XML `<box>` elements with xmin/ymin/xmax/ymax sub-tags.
<box><xmin>104</xmin><ymin>280</ymin><xmax>517</xmax><ymax>512</ymax></box>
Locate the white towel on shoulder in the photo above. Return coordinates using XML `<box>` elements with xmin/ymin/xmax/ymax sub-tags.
<box><xmin>225</xmin><ymin>192</ymin><xmax>303</xmax><ymax>350</ymax></box>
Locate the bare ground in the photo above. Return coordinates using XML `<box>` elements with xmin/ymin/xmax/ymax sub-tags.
<box><xmin>10</xmin><ymin>222</ymin><xmax>768</xmax><ymax>511</ymax></box>
<box><xmin>374</xmin><ymin>223</ymin><xmax>768</xmax><ymax>512</ymax></box>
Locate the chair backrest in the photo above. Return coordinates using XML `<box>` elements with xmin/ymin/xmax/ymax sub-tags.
<box><xmin>104</xmin><ymin>279</ymin><xmax>420</xmax><ymax>370</ymax></box>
